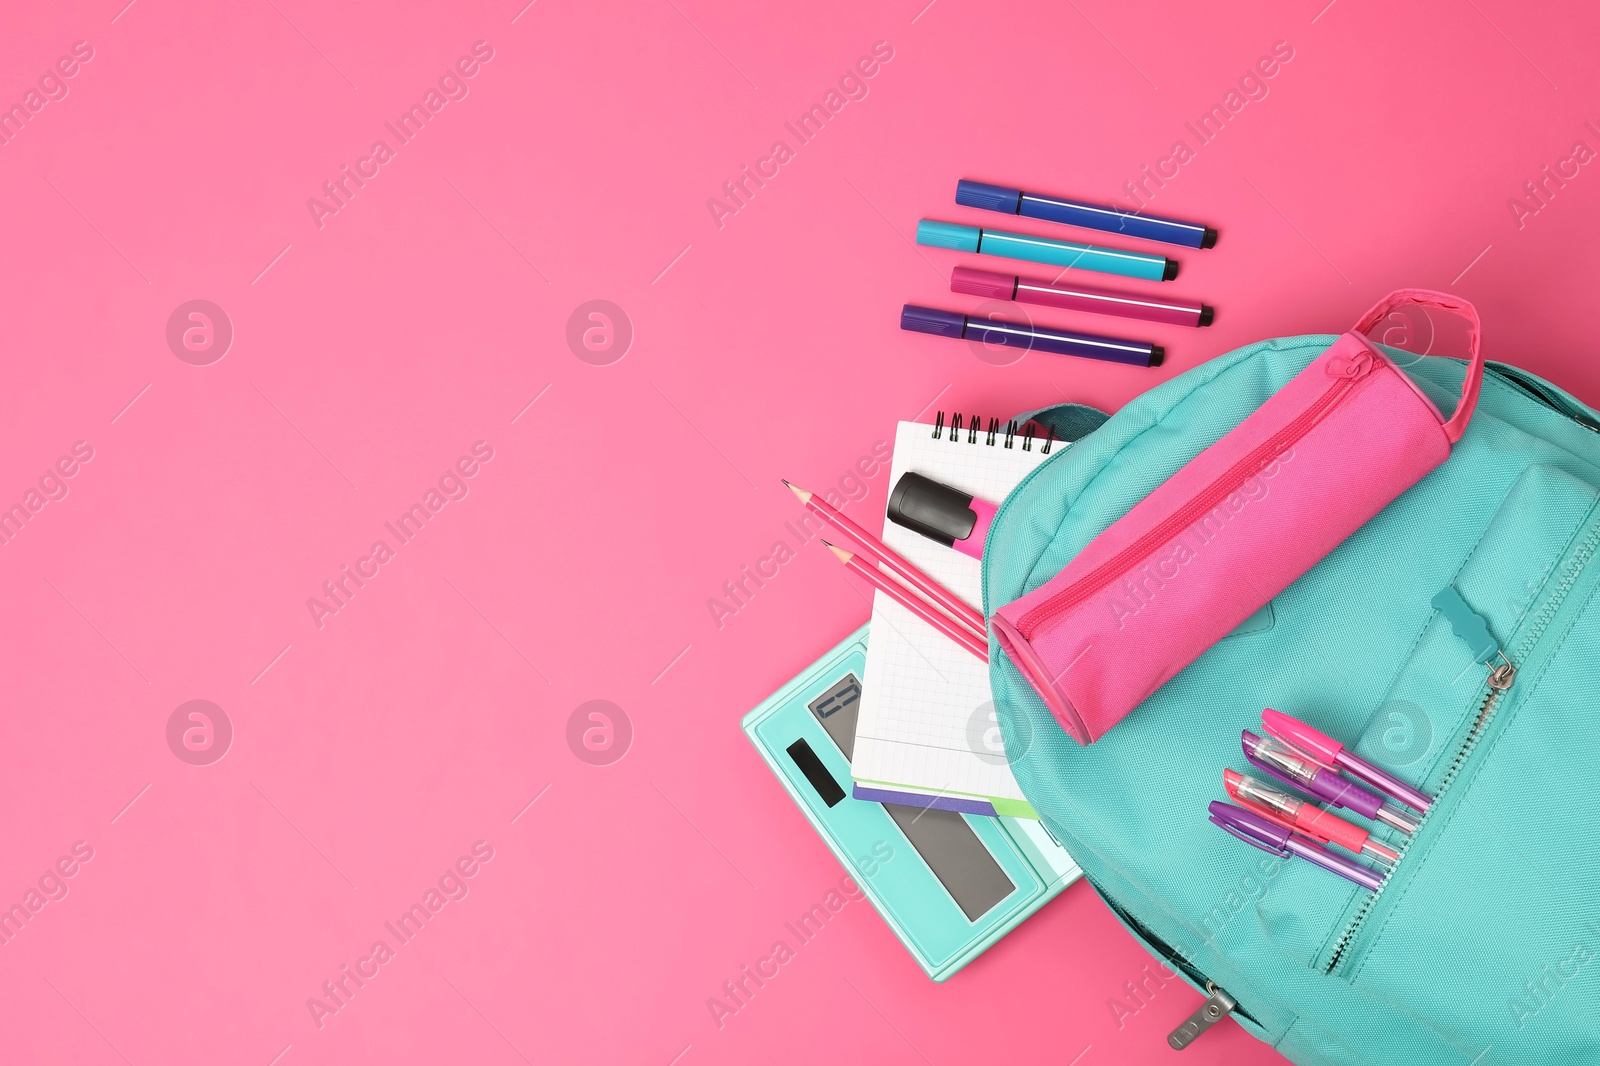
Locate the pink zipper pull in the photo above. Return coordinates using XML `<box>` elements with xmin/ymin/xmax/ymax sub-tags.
<box><xmin>1325</xmin><ymin>349</ymin><xmax>1376</xmax><ymax>380</ymax></box>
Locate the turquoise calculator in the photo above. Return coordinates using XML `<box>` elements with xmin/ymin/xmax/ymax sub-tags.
<box><xmin>743</xmin><ymin>624</ymin><xmax>1080</xmax><ymax>981</ymax></box>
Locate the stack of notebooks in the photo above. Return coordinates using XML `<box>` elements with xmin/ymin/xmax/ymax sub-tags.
<box><xmin>850</xmin><ymin>417</ymin><xmax>1055</xmax><ymax>819</ymax></box>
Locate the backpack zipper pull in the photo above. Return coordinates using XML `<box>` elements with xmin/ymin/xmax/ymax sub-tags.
<box><xmin>1470</xmin><ymin>653</ymin><xmax>1517</xmax><ymax>733</ymax></box>
<box><xmin>1167</xmin><ymin>982</ymin><xmax>1237</xmax><ymax>1050</ymax></box>
<box><xmin>1432</xmin><ymin>585</ymin><xmax>1506</xmax><ymax>665</ymax></box>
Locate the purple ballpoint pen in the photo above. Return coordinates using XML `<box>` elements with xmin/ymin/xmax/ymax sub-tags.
<box><xmin>1209</xmin><ymin>802</ymin><xmax>1384</xmax><ymax>892</ymax></box>
<box><xmin>1243</xmin><ymin>731</ymin><xmax>1419</xmax><ymax>834</ymax></box>
<box><xmin>1260</xmin><ymin>708</ymin><xmax>1433</xmax><ymax>812</ymax></box>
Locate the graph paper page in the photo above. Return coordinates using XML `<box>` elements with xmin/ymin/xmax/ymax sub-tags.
<box><xmin>851</xmin><ymin>419</ymin><xmax>1057</xmax><ymax>813</ymax></box>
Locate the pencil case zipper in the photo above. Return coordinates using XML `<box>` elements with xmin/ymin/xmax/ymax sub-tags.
<box><xmin>991</xmin><ymin>292</ymin><xmax>1485</xmax><ymax>746</ymax></box>
<box><xmin>1014</xmin><ymin>355</ymin><xmax>1383</xmax><ymax>640</ymax></box>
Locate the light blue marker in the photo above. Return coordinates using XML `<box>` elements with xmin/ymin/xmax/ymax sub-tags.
<box><xmin>917</xmin><ymin>219</ymin><xmax>1178</xmax><ymax>282</ymax></box>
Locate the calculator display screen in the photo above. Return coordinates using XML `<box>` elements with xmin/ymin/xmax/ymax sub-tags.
<box><xmin>806</xmin><ymin>670</ymin><xmax>1015</xmax><ymax>920</ymax></box>
<box><xmin>807</xmin><ymin>673</ymin><xmax>863</xmax><ymax>761</ymax></box>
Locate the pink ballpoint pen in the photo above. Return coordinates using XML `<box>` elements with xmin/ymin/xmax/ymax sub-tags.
<box><xmin>1261</xmin><ymin>708</ymin><xmax>1433</xmax><ymax>813</ymax></box>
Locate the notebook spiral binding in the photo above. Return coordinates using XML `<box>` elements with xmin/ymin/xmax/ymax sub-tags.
<box><xmin>931</xmin><ymin>411</ymin><xmax>1054</xmax><ymax>454</ymax></box>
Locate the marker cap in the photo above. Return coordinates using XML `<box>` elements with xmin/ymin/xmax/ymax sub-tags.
<box><xmin>900</xmin><ymin>304</ymin><xmax>966</xmax><ymax>339</ymax></box>
<box><xmin>887</xmin><ymin>472</ymin><xmax>996</xmax><ymax>559</ymax></box>
<box><xmin>955</xmin><ymin>179</ymin><xmax>1023</xmax><ymax>215</ymax></box>
<box><xmin>950</xmin><ymin>266</ymin><xmax>1017</xmax><ymax>301</ymax></box>
<box><xmin>916</xmin><ymin>219</ymin><xmax>981</xmax><ymax>253</ymax></box>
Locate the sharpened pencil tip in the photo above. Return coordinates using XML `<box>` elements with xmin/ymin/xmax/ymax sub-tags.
<box><xmin>824</xmin><ymin>542</ymin><xmax>852</xmax><ymax>564</ymax></box>
<box><xmin>783</xmin><ymin>480</ymin><xmax>812</xmax><ymax>504</ymax></box>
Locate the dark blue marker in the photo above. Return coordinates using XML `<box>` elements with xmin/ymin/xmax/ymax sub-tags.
<box><xmin>957</xmin><ymin>179</ymin><xmax>1217</xmax><ymax>250</ymax></box>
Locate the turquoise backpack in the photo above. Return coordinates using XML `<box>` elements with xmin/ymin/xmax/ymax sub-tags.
<box><xmin>986</xmin><ymin>323</ymin><xmax>1600</xmax><ymax>1063</ymax></box>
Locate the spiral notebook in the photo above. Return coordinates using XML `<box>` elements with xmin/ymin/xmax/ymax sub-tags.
<box><xmin>850</xmin><ymin>415</ymin><xmax>1060</xmax><ymax>819</ymax></box>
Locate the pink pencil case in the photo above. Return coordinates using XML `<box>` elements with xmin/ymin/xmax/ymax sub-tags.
<box><xmin>990</xmin><ymin>290</ymin><xmax>1486</xmax><ymax>744</ymax></box>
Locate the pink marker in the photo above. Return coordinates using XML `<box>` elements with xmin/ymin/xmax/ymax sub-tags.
<box><xmin>1261</xmin><ymin>708</ymin><xmax>1433</xmax><ymax>813</ymax></box>
<box><xmin>952</xmin><ymin>265</ymin><xmax>1213</xmax><ymax>328</ymax></box>
<box><xmin>887</xmin><ymin>472</ymin><xmax>996</xmax><ymax>560</ymax></box>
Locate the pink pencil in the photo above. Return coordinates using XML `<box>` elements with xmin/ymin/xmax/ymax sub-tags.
<box><xmin>786</xmin><ymin>479</ymin><xmax>986</xmax><ymax>637</ymax></box>
<box><xmin>826</xmin><ymin>542</ymin><xmax>989</xmax><ymax>663</ymax></box>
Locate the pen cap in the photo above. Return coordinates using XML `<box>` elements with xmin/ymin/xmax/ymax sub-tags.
<box><xmin>1207</xmin><ymin>801</ymin><xmax>1291</xmax><ymax>854</ymax></box>
<box><xmin>1261</xmin><ymin>708</ymin><xmax>1340</xmax><ymax>765</ymax></box>
<box><xmin>900</xmin><ymin>305</ymin><xmax>966</xmax><ymax>339</ymax></box>
<box><xmin>916</xmin><ymin>219</ymin><xmax>981</xmax><ymax>253</ymax></box>
<box><xmin>950</xmin><ymin>266</ymin><xmax>1017</xmax><ymax>301</ymax></box>
<box><xmin>955</xmin><ymin>179</ymin><xmax>1023</xmax><ymax>214</ymax></box>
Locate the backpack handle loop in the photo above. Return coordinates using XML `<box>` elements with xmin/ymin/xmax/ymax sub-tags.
<box><xmin>1354</xmin><ymin>289</ymin><xmax>1483</xmax><ymax>444</ymax></box>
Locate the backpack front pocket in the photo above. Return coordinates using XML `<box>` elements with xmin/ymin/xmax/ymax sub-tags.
<box><xmin>1245</xmin><ymin>464</ymin><xmax>1598</xmax><ymax>980</ymax></box>
<box><xmin>1319</xmin><ymin>464</ymin><xmax>1600</xmax><ymax>1062</ymax></box>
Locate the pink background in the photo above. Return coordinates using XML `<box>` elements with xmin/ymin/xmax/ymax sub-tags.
<box><xmin>3</xmin><ymin>0</ymin><xmax>1597</xmax><ymax>1062</ymax></box>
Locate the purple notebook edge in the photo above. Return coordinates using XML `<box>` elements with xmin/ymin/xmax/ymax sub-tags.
<box><xmin>851</xmin><ymin>784</ymin><xmax>999</xmax><ymax>817</ymax></box>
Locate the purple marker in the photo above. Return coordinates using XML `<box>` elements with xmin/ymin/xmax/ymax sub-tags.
<box><xmin>1209</xmin><ymin>802</ymin><xmax>1384</xmax><ymax>892</ymax></box>
<box><xmin>901</xmin><ymin>304</ymin><xmax>1162</xmax><ymax>367</ymax></box>
<box><xmin>1243</xmin><ymin>731</ymin><xmax>1418</xmax><ymax>835</ymax></box>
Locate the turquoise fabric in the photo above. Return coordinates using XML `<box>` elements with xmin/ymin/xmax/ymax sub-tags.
<box><xmin>986</xmin><ymin>337</ymin><xmax>1600</xmax><ymax>1064</ymax></box>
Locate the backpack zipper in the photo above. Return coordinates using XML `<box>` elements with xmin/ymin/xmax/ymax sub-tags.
<box><xmin>1486</xmin><ymin>363</ymin><xmax>1600</xmax><ymax>434</ymax></box>
<box><xmin>1015</xmin><ymin>351</ymin><xmax>1384</xmax><ymax>638</ymax></box>
<box><xmin>1323</xmin><ymin>658</ymin><xmax>1514</xmax><ymax>973</ymax></box>
<box><xmin>1168</xmin><ymin>983</ymin><xmax>1238</xmax><ymax>1050</ymax></box>
<box><xmin>1090</xmin><ymin>878</ymin><xmax>1258</xmax><ymax>1044</ymax></box>
<box><xmin>1325</xmin><ymin>517</ymin><xmax>1600</xmax><ymax>974</ymax></box>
